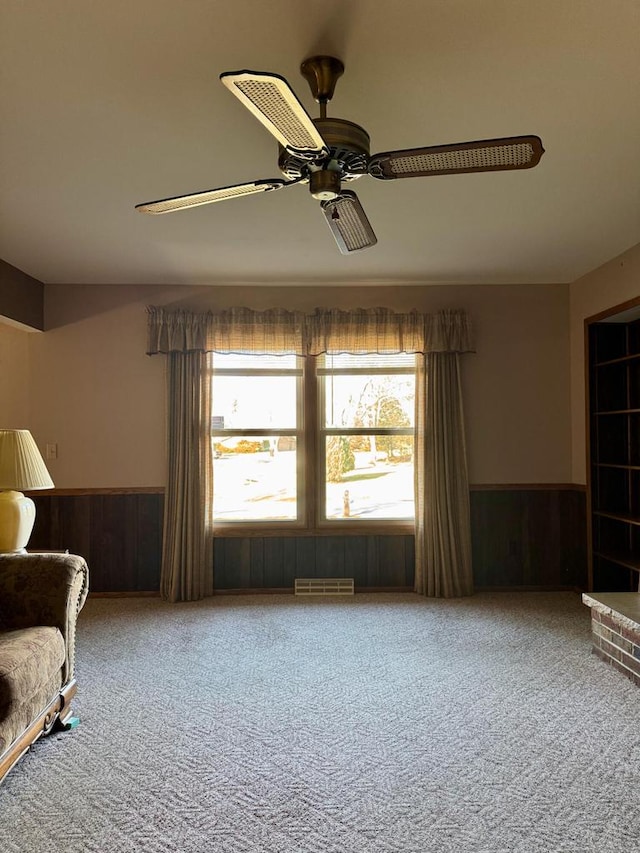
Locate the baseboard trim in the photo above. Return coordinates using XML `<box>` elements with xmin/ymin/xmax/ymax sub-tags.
<box><xmin>475</xmin><ymin>585</ymin><xmax>585</xmax><ymax>593</ymax></box>
<box><xmin>90</xmin><ymin>586</ymin><xmax>582</xmax><ymax>598</ymax></box>
<box><xmin>89</xmin><ymin>591</ymin><xmax>160</xmax><ymax>598</ymax></box>
<box><xmin>213</xmin><ymin>586</ymin><xmax>414</xmax><ymax>595</ymax></box>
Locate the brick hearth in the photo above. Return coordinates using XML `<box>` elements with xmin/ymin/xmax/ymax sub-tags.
<box><xmin>582</xmin><ymin>593</ymin><xmax>640</xmax><ymax>687</ymax></box>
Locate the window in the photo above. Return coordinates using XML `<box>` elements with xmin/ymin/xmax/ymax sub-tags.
<box><xmin>210</xmin><ymin>353</ymin><xmax>304</xmax><ymax>522</ymax></box>
<box><xmin>318</xmin><ymin>353</ymin><xmax>415</xmax><ymax>521</ymax></box>
<box><xmin>210</xmin><ymin>351</ymin><xmax>415</xmax><ymax>527</ymax></box>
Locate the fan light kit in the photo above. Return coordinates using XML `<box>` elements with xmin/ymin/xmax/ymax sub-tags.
<box><xmin>136</xmin><ymin>56</ymin><xmax>544</xmax><ymax>254</ymax></box>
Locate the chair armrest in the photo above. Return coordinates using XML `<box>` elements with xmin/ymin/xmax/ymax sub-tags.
<box><xmin>0</xmin><ymin>553</ymin><xmax>89</xmax><ymax>682</ymax></box>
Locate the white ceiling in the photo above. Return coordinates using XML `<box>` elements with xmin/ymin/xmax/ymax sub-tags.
<box><xmin>1</xmin><ymin>0</ymin><xmax>639</xmax><ymax>286</ymax></box>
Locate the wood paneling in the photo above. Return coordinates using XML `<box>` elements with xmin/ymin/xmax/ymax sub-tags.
<box><xmin>470</xmin><ymin>487</ymin><xmax>587</xmax><ymax>589</ymax></box>
<box><xmin>212</xmin><ymin>534</ymin><xmax>414</xmax><ymax>591</ymax></box>
<box><xmin>28</xmin><ymin>486</ymin><xmax>587</xmax><ymax>594</ymax></box>
<box><xmin>30</xmin><ymin>492</ymin><xmax>164</xmax><ymax>593</ymax></box>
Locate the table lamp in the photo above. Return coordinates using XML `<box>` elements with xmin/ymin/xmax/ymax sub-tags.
<box><xmin>0</xmin><ymin>429</ymin><xmax>54</xmax><ymax>553</ymax></box>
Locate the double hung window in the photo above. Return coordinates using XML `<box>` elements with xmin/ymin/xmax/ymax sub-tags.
<box><xmin>318</xmin><ymin>353</ymin><xmax>415</xmax><ymax>521</ymax></box>
<box><xmin>210</xmin><ymin>351</ymin><xmax>416</xmax><ymax>528</ymax></box>
<box><xmin>210</xmin><ymin>353</ymin><xmax>304</xmax><ymax>522</ymax></box>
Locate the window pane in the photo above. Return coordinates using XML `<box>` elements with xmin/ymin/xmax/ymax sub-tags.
<box><xmin>213</xmin><ymin>436</ymin><xmax>297</xmax><ymax>521</ymax></box>
<box><xmin>213</xmin><ymin>375</ymin><xmax>297</xmax><ymax>429</ymax></box>
<box><xmin>324</xmin><ymin>373</ymin><xmax>415</xmax><ymax>429</ymax></box>
<box><xmin>325</xmin><ymin>436</ymin><xmax>414</xmax><ymax>520</ymax></box>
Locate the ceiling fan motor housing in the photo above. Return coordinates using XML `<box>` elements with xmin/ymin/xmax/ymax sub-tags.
<box><xmin>309</xmin><ymin>169</ymin><xmax>342</xmax><ymax>200</ymax></box>
<box><xmin>278</xmin><ymin>117</ymin><xmax>370</xmax><ymax>182</ymax></box>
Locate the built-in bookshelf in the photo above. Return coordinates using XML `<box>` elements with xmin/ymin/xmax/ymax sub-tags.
<box><xmin>589</xmin><ymin>316</ymin><xmax>640</xmax><ymax>592</ymax></box>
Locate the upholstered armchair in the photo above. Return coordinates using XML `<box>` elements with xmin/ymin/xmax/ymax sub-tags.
<box><xmin>0</xmin><ymin>553</ymin><xmax>89</xmax><ymax>781</ymax></box>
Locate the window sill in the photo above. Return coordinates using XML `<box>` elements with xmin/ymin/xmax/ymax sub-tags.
<box><xmin>212</xmin><ymin>523</ymin><xmax>415</xmax><ymax>538</ymax></box>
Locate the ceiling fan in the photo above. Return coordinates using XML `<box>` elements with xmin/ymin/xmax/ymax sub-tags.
<box><xmin>136</xmin><ymin>56</ymin><xmax>544</xmax><ymax>254</ymax></box>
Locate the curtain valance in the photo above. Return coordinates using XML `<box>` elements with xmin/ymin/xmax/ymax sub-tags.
<box><xmin>147</xmin><ymin>305</ymin><xmax>474</xmax><ymax>356</ymax></box>
<box><xmin>146</xmin><ymin>306</ymin><xmax>306</xmax><ymax>355</ymax></box>
<box><xmin>305</xmin><ymin>307</ymin><xmax>426</xmax><ymax>354</ymax></box>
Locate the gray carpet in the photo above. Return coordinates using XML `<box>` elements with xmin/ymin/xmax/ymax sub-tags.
<box><xmin>1</xmin><ymin>592</ymin><xmax>639</xmax><ymax>852</ymax></box>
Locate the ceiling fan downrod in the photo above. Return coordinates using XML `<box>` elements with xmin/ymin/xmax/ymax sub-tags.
<box><xmin>300</xmin><ymin>55</ymin><xmax>345</xmax><ymax>119</ymax></box>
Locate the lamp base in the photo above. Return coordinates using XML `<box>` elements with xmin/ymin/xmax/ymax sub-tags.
<box><xmin>0</xmin><ymin>490</ymin><xmax>36</xmax><ymax>553</ymax></box>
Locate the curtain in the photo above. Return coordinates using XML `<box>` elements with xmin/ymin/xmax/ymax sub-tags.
<box><xmin>160</xmin><ymin>351</ymin><xmax>214</xmax><ymax>602</ymax></box>
<box><xmin>149</xmin><ymin>306</ymin><xmax>305</xmax><ymax>602</ymax></box>
<box><xmin>414</xmin><ymin>351</ymin><xmax>473</xmax><ymax>597</ymax></box>
<box><xmin>147</xmin><ymin>305</ymin><xmax>474</xmax><ymax>601</ymax></box>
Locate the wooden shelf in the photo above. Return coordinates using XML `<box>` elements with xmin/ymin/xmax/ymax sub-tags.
<box><xmin>593</xmin><ymin>463</ymin><xmax>640</xmax><ymax>471</ymax></box>
<box><xmin>595</xmin><ymin>353</ymin><xmax>640</xmax><ymax>367</ymax></box>
<box><xmin>593</xmin><ymin>510</ymin><xmax>640</xmax><ymax>527</ymax></box>
<box><xmin>593</xmin><ymin>550</ymin><xmax>640</xmax><ymax>573</ymax></box>
<box><xmin>589</xmin><ymin>319</ymin><xmax>640</xmax><ymax>592</ymax></box>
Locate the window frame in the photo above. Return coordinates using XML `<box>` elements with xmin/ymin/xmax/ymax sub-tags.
<box><xmin>315</xmin><ymin>354</ymin><xmax>416</xmax><ymax>529</ymax></box>
<box><xmin>209</xmin><ymin>353</ymin><xmax>307</xmax><ymax>531</ymax></box>
<box><xmin>208</xmin><ymin>351</ymin><xmax>416</xmax><ymax>535</ymax></box>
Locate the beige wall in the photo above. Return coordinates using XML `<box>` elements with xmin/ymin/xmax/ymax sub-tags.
<box><xmin>0</xmin><ymin>321</ymin><xmax>31</xmax><ymax>429</ymax></box>
<box><xmin>2</xmin><ymin>281</ymin><xmax>572</xmax><ymax>488</ymax></box>
<box><xmin>570</xmin><ymin>242</ymin><xmax>640</xmax><ymax>484</ymax></box>
<box><xmin>30</xmin><ymin>287</ymin><xmax>167</xmax><ymax>488</ymax></box>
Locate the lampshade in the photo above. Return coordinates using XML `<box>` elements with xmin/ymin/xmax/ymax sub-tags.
<box><xmin>0</xmin><ymin>430</ymin><xmax>54</xmax><ymax>491</ymax></box>
<box><xmin>0</xmin><ymin>430</ymin><xmax>54</xmax><ymax>553</ymax></box>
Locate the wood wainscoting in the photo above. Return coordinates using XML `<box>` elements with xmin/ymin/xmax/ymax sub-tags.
<box><xmin>28</xmin><ymin>485</ymin><xmax>587</xmax><ymax>594</ymax></box>
<box><xmin>29</xmin><ymin>489</ymin><xmax>164</xmax><ymax>594</ymax></box>
<box><xmin>470</xmin><ymin>485</ymin><xmax>587</xmax><ymax>590</ymax></box>
<box><xmin>213</xmin><ymin>534</ymin><xmax>415</xmax><ymax>592</ymax></box>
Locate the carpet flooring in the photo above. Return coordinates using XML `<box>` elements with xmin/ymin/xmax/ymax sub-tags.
<box><xmin>1</xmin><ymin>591</ymin><xmax>639</xmax><ymax>852</ymax></box>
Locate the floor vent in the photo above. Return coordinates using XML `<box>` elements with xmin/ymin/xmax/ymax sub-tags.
<box><xmin>294</xmin><ymin>578</ymin><xmax>355</xmax><ymax>596</ymax></box>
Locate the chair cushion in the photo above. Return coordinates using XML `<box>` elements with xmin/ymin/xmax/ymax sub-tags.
<box><xmin>0</xmin><ymin>626</ymin><xmax>65</xmax><ymax>720</ymax></box>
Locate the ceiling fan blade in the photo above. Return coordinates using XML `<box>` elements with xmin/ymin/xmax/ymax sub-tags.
<box><xmin>369</xmin><ymin>135</ymin><xmax>544</xmax><ymax>180</ymax></box>
<box><xmin>220</xmin><ymin>70</ymin><xmax>328</xmax><ymax>158</ymax></box>
<box><xmin>135</xmin><ymin>178</ymin><xmax>290</xmax><ymax>214</ymax></box>
<box><xmin>321</xmin><ymin>190</ymin><xmax>377</xmax><ymax>254</ymax></box>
